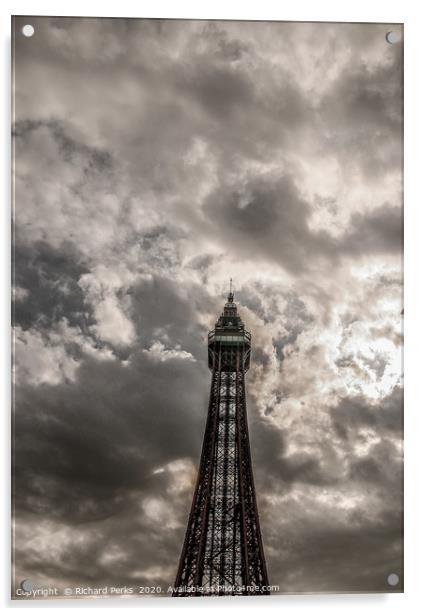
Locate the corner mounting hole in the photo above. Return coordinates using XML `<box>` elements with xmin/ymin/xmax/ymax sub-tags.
<box><xmin>387</xmin><ymin>573</ymin><xmax>399</xmax><ymax>586</ymax></box>
<box><xmin>20</xmin><ymin>579</ymin><xmax>33</xmax><ymax>592</ymax></box>
<box><xmin>22</xmin><ymin>24</ymin><xmax>34</xmax><ymax>38</ymax></box>
<box><xmin>385</xmin><ymin>31</ymin><xmax>400</xmax><ymax>44</ymax></box>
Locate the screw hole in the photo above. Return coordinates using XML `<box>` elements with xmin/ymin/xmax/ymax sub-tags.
<box><xmin>385</xmin><ymin>31</ymin><xmax>400</xmax><ymax>45</ymax></box>
<box><xmin>22</xmin><ymin>24</ymin><xmax>34</xmax><ymax>38</ymax></box>
<box><xmin>387</xmin><ymin>573</ymin><xmax>399</xmax><ymax>586</ymax></box>
<box><xmin>20</xmin><ymin>579</ymin><xmax>33</xmax><ymax>592</ymax></box>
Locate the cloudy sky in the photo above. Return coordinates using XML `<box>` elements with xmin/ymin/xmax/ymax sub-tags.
<box><xmin>12</xmin><ymin>17</ymin><xmax>403</xmax><ymax>597</ymax></box>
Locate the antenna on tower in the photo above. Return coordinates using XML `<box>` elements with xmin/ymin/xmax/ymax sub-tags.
<box><xmin>228</xmin><ymin>278</ymin><xmax>234</xmax><ymax>302</ymax></box>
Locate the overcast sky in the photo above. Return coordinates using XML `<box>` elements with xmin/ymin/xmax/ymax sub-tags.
<box><xmin>12</xmin><ymin>17</ymin><xmax>403</xmax><ymax>596</ymax></box>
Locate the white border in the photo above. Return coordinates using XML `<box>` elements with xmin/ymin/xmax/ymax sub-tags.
<box><xmin>2</xmin><ymin>1</ymin><xmax>420</xmax><ymax>614</ymax></box>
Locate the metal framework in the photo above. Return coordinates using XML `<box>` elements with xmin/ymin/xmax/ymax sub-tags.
<box><xmin>173</xmin><ymin>290</ymin><xmax>269</xmax><ymax>596</ymax></box>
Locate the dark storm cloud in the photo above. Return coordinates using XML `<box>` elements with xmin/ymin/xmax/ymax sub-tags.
<box><xmin>203</xmin><ymin>174</ymin><xmax>402</xmax><ymax>273</ymax></box>
<box><xmin>251</xmin><ymin>412</ymin><xmax>342</xmax><ymax>492</ymax></box>
<box><xmin>13</xmin><ymin>240</ymin><xmax>92</xmax><ymax>331</ymax></box>
<box><xmin>12</xmin><ymin>16</ymin><xmax>402</xmax><ymax>597</ymax></box>
<box><xmin>349</xmin><ymin>438</ymin><xmax>401</xmax><ymax>485</ymax></box>
<box><xmin>13</xmin><ymin>17</ymin><xmax>402</xmax><ymax>194</ymax></box>
<box><xmin>184</xmin><ymin>253</ymin><xmax>220</xmax><ymax>285</ymax></box>
<box><xmin>13</xmin><ymin>333</ymin><xmax>212</xmax><ymax>590</ymax></box>
<box><xmin>203</xmin><ymin>174</ymin><xmax>328</xmax><ymax>273</ymax></box>
<box><xmin>252</xmin><ymin>418</ymin><xmax>334</xmax><ymax>490</ymax></box>
<box><xmin>341</xmin><ymin>203</ymin><xmax>403</xmax><ymax>256</ymax></box>
<box><xmin>14</xmin><ymin>348</ymin><xmax>208</xmax><ymax>523</ymax></box>
<box><xmin>15</xmin><ymin>495</ymin><xmax>191</xmax><ymax>591</ymax></box>
<box><xmin>131</xmin><ymin>279</ymin><xmax>198</xmax><ymax>352</ymax></box>
<box><xmin>251</xmin><ymin>387</ymin><xmax>403</xmax><ymax>592</ymax></box>
<box><xmin>13</xmin><ymin>119</ymin><xmax>113</xmax><ymax>172</ymax></box>
<box><xmin>13</xmin><ymin>16</ymin><xmax>312</xmax><ymax>200</ymax></box>
<box><xmin>180</xmin><ymin>62</ymin><xmax>255</xmax><ymax>121</ymax></box>
<box><xmin>128</xmin><ymin>275</ymin><xmax>227</xmax><ymax>356</ymax></box>
<box><xmin>319</xmin><ymin>52</ymin><xmax>403</xmax><ymax>178</ymax></box>
<box><xmin>268</xmin><ymin>511</ymin><xmax>403</xmax><ymax>593</ymax></box>
<box><xmin>330</xmin><ymin>385</ymin><xmax>403</xmax><ymax>440</ymax></box>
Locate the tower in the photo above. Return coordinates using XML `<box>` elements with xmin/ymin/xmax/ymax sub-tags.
<box><xmin>173</xmin><ymin>287</ymin><xmax>269</xmax><ymax>596</ymax></box>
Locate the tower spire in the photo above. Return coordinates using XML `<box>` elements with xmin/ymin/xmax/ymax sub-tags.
<box><xmin>228</xmin><ymin>277</ymin><xmax>234</xmax><ymax>303</ymax></box>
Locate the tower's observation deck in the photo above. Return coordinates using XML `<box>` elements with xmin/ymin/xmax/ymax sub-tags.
<box><xmin>208</xmin><ymin>291</ymin><xmax>251</xmax><ymax>372</ymax></box>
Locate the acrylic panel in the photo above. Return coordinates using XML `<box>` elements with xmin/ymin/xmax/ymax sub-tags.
<box><xmin>11</xmin><ymin>16</ymin><xmax>403</xmax><ymax>599</ymax></box>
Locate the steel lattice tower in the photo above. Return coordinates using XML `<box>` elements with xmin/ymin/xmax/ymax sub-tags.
<box><xmin>173</xmin><ymin>288</ymin><xmax>269</xmax><ymax>596</ymax></box>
